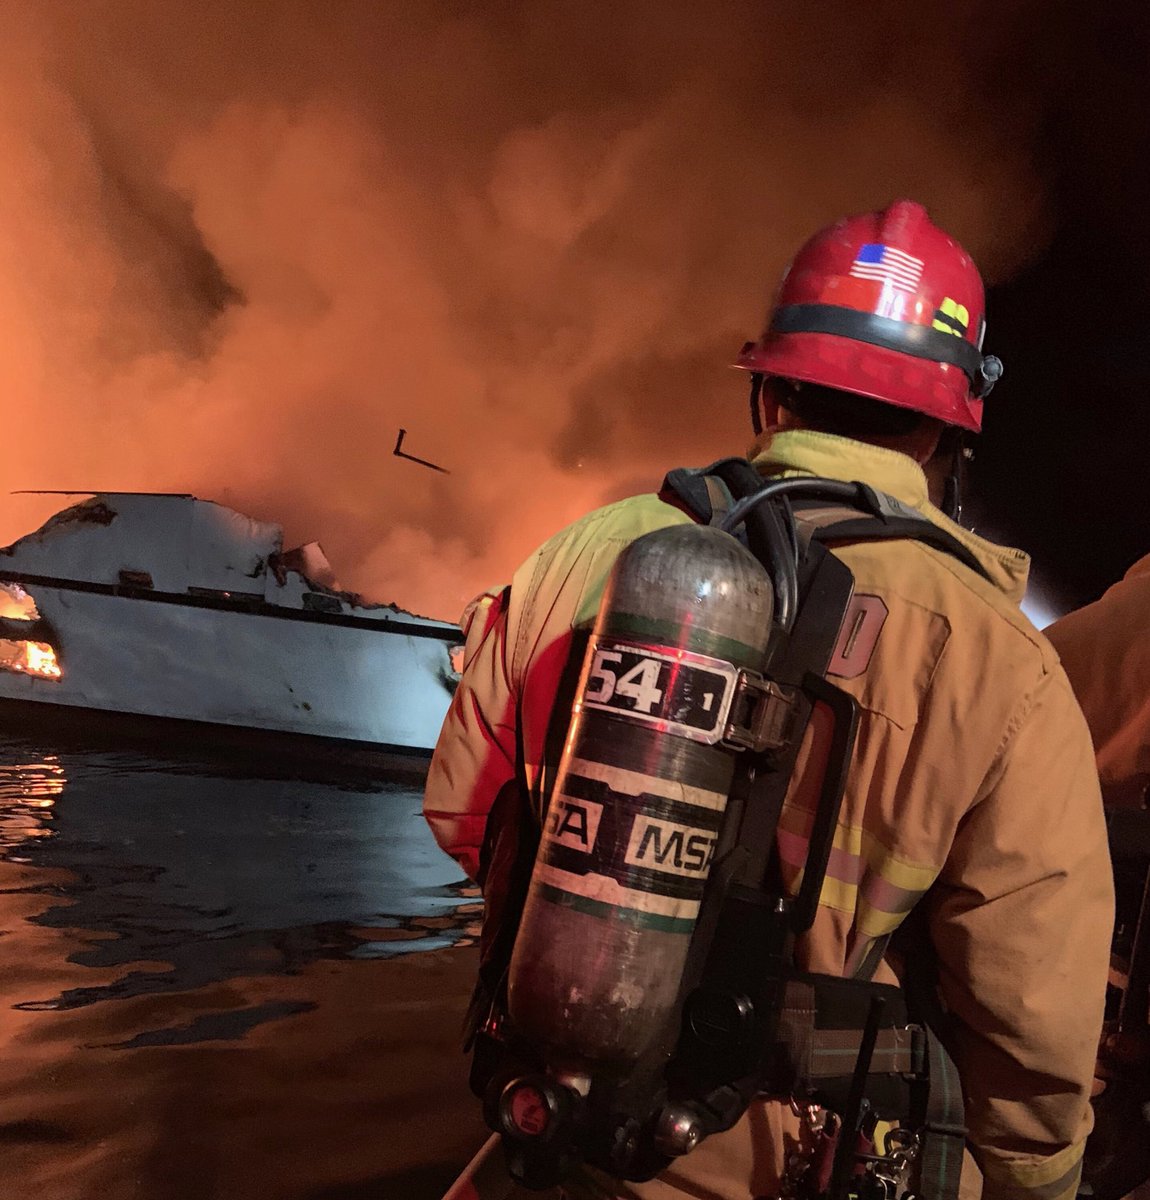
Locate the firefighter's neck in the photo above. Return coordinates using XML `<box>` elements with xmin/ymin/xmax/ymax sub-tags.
<box><xmin>774</xmin><ymin>405</ymin><xmax>945</xmax><ymax>503</ymax></box>
<box><xmin>921</xmin><ymin>451</ymin><xmax>952</xmax><ymax>510</ymax></box>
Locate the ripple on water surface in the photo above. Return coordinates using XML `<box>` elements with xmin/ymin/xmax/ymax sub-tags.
<box><xmin>0</xmin><ymin>734</ymin><xmax>488</xmax><ymax>1200</ymax></box>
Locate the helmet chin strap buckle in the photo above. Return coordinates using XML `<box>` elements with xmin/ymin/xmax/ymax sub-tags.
<box><xmin>977</xmin><ymin>355</ymin><xmax>1004</xmax><ymax>399</ymax></box>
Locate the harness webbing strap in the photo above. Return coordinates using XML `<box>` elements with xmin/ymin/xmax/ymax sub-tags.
<box><xmin>915</xmin><ymin>1028</ymin><xmax>966</xmax><ymax>1200</ymax></box>
<box><xmin>896</xmin><ymin>906</ymin><xmax>967</xmax><ymax>1200</ymax></box>
<box><xmin>659</xmin><ymin>465</ymin><xmax>993</xmax><ymax>586</ymax></box>
<box><xmin>703</xmin><ymin>475</ymin><xmax>734</xmax><ymax>528</ymax></box>
<box><xmin>661</xmin><ymin>459</ymin><xmax>746</xmax><ymax>525</ymax></box>
<box><xmin>776</xmin><ymin>978</ymin><xmax>918</xmax><ymax>1081</ymax></box>
<box><xmin>805</xmin><ymin>514</ymin><xmax>991</xmax><ymax>584</ymax></box>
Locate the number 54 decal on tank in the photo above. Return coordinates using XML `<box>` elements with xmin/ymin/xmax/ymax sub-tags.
<box><xmin>578</xmin><ymin>638</ymin><xmax>742</xmax><ymax>744</ymax></box>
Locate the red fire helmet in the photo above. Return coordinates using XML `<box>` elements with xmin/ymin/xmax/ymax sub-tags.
<box><xmin>735</xmin><ymin>200</ymin><xmax>1003</xmax><ymax>432</ymax></box>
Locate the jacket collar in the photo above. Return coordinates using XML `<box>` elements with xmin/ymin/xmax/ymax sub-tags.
<box><xmin>747</xmin><ymin>427</ymin><xmax>1030</xmax><ymax>604</ymax></box>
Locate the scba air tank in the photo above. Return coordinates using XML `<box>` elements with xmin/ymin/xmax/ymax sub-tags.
<box><xmin>507</xmin><ymin>523</ymin><xmax>776</xmax><ymax>1079</ymax></box>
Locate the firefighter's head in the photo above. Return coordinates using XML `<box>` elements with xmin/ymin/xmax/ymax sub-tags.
<box><xmin>735</xmin><ymin>199</ymin><xmax>1002</xmax><ymax>451</ymax></box>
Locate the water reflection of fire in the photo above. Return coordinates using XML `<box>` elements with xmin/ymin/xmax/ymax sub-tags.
<box><xmin>0</xmin><ymin>751</ymin><xmax>64</xmax><ymax>848</ymax></box>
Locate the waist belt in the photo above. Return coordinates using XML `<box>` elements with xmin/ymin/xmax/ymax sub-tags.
<box><xmin>771</xmin><ymin>971</ymin><xmax>967</xmax><ymax>1200</ymax></box>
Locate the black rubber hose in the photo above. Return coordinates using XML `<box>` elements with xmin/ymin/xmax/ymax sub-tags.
<box><xmin>719</xmin><ymin>478</ymin><xmax>869</xmax><ymax>632</ymax></box>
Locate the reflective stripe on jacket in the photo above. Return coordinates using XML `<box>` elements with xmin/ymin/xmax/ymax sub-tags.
<box><xmin>424</xmin><ymin>428</ymin><xmax>1113</xmax><ymax>1200</ymax></box>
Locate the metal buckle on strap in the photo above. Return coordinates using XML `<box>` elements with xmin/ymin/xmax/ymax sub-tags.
<box><xmin>904</xmin><ymin>1024</ymin><xmax>928</xmax><ymax>1080</ymax></box>
<box><xmin>721</xmin><ymin>671</ymin><xmax>800</xmax><ymax>753</ymax></box>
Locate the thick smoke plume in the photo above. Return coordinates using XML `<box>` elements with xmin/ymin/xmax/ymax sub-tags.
<box><xmin>0</xmin><ymin>1</ymin><xmax>1074</xmax><ymax>620</ymax></box>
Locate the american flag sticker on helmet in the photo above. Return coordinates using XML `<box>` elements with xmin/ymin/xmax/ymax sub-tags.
<box><xmin>848</xmin><ymin>243</ymin><xmax>924</xmax><ymax>293</ymax></box>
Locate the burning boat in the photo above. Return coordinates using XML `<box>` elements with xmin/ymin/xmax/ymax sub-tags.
<box><xmin>0</xmin><ymin>493</ymin><xmax>462</xmax><ymax>766</ymax></box>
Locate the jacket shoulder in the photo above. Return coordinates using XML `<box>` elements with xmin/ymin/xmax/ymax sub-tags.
<box><xmin>515</xmin><ymin>494</ymin><xmax>691</xmax><ymax>594</ymax></box>
<box><xmin>534</xmin><ymin>493</ymin><xmax>690</xmax><ymax>554</ymax></box>
<box><xmin>506</xmin><ymin>494</ymin><xmax>692</xmax><ymax>683</ymax></box>
<box><xmin>845</xmin><ymin>535</ymin><xmax>1056</xmax><ymax>661</ymax></box>
<box><xmin>830</xmin><ymin>537</ymin><xmax>1066</xmax><ymax>747</ymax></box>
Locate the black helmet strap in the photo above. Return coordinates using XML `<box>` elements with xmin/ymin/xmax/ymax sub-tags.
<box><xmin>749</xmin><ymin>371</ymin><xmax>765</xmax><ymax>436</ymax></box>
<box><xmin>770</xmin><ymin>304</ymin><xmax>1003</xmax><ymax>399</ymax></box>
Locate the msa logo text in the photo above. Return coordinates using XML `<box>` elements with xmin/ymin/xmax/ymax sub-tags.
<box><xmin>625</xmin><ymin>816</ymin><xmax>716</xmax><ymax>877</ymax></box>
<box><xmin>546</xmin><ymin>795</ymin><xmax>603</xmax><ymax>854</ymax></box>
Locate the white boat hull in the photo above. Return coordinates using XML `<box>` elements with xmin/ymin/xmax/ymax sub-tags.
<box><xmin>0</xmin><ymin>583</ymin><xmax>459</xmax><ymax>756</ymax></box>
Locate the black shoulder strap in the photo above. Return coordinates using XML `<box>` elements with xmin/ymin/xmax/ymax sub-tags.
<box><xmin>660</xmin><ymin>460</ymin><xmax>992</xmax><ymax>584</ymax></box>
<box><xmin>660</xmin><ymin>457</ymin><xmax>761</xmax><ymax>525</ymax></box>
<box><xmin>800</xmin><ymin>509</ymin><xmax>992</xmax><ymax>584</ymax></box>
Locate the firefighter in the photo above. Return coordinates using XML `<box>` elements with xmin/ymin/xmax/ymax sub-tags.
<box><xmin>1046</xmin><ymin>570</ymin><xmax>1150</xmax><ymax>1200</ymax></box>
<box><xmin>1047</xmin><ymin>560</ymin><xmax>1150</xmax><ymax>810</ymax></box>
<box><xmin>425</xmin><ymin>200</ymin><xmax>1114</xmax><ymax>1200</ymax></box>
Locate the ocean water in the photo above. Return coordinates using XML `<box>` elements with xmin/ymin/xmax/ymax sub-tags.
<box><xmin>3</xmin><ymin>731</ymin><xmax>1145</xmax><ymax>1200</ymax></box>
<box><xmin>0</xmin><ymin>733</ymin><xmax>489</xmax><ymax>1200</ymax></box>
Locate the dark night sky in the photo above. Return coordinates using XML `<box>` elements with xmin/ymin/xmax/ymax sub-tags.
<box><xmin>975</xmin><ymin>4</ymin><xmax>1150</xmax><ymax>610</ymax></box>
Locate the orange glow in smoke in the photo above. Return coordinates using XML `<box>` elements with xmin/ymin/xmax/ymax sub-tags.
<box><xmin>0</xmin><ymin>3</ymin><xmax>1072</xmax><ymax>622</ymax></box>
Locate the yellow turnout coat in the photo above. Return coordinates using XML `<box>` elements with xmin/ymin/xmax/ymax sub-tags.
<box><xmin>425</xmin><ymin>429</ymin><xmax>1113</xmax><ymax>1200</ymax></box>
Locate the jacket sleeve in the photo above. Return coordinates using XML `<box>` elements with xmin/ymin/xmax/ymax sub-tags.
<box><xmin>1046</xmin><ymin>562</ymin><xmax>1150</xmax><ymax>807</ymax></box>
<box><xmin>929</xmin><ymin>663</ymin><xmax>1114</xmax><ymax>1200</ymax></box>
<box><xmin>423</xmin><ymin>586</ymin><xmax>518</xmax><ymax>883</ymax></box>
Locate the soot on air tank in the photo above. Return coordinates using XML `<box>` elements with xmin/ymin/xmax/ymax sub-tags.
<box><xmin>507</xmin><ymin>523</ymin><xmax>776</xmax><ymax>1086</ymax></box>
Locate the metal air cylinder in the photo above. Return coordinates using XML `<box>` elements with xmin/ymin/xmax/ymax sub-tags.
<box><xmin>506</xmin><ymin>523</ymin><xmax>775</xmax><ymax>1078</ymax></box>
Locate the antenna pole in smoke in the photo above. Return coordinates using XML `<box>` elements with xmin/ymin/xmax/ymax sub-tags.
<box><xmin>393</xmin><ymin>428</ymin><xmax>450</xmax><ymax>474</ymax></box>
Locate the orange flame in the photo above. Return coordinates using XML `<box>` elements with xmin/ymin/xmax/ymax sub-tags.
<box><xmin>0</xmin><ymin>639</ymin><xmax>62</xmax><ymax>680</ymax></box>
<box><xmin>0</xmin><ymin>584</ymin><xmax>38</xmax><ymax>621</ymax></box>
